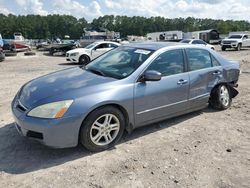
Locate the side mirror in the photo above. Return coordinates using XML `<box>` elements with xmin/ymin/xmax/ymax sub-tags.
<box><xmin>139</xmin><ymin>70</ymin><xmax>162</xmax><ymax>82</ymax></box>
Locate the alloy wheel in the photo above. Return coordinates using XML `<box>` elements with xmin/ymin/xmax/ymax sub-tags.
<box><xmin>220</xmin><ymin>85</ymin><xmax>230</xmax><ymax>107</ymax></box>
<box><xmin>90</xmin><ymin>114</ymin><xmax>120</xmax><ymax>146</ymax></box>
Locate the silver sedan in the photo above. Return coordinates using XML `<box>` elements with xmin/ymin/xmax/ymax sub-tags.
<box><xmin>12</xmin><ymin>42</ymin><xmax>240</xmax><ymax>151</ymax></box>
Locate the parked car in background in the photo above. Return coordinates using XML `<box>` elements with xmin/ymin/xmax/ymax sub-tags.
<box><xmin>49</xmin><ymin>40</ymin><xmax>78</xmax><ymax>56</ymax></box>
<box><xmin>12</xmin><ymin>42</ymin><xmax>240</xmax><ymax>151</ymax></box>
<box><xmin>36</xmin><ymin>39</ymin><xmax>51</xmax><ymax>50</ymax></box>
<box><xmin>221</xmin><ymin>34</ymin><xmax>250</xmax><ymax>51</ymax></box>
<box><xmin>180</xmin><ymin>39</ymin><xmax>215</xmax><ymax>50</ymax></box>
<box><xmin>66</xmin><ymin>41</ymin><xmax>120</xmax><ymax>65</ymax></box>
<box><xmin>0</xmin><ymin>47</ymin><xmax>5</xmax><ymax>62</ymax></box>
<box><xmin>0</xmin><ymin>34</ymin><xmax>4</xmax><ymax>62</ymax></box>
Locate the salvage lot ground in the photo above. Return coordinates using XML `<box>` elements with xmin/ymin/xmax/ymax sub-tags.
<box><xmin>0</xmin><ymin>47</ymin><xmax>249</xmax><ymax>188</ymax></box>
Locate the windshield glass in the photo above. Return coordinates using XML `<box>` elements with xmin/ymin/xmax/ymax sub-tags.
<box><xmin>85</xmin><ymin>46</ymin><xmax>154</xmax><ymax>79</ymax></box>
<box><xmin>228</xmin><ymin>35</ymin><xmax>242</xmax><ymax>39</ymax></box>
<box><xmin>85</xmin><ymin>42</ymin><xmax>98</xmax><ymax>49</ymax></box>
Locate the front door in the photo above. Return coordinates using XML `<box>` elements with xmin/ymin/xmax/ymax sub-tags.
<box><xmin>134</xmin><ymin>49</ymin><xmax>189</xmax><ymax>126</ymax></box>
<box><xmin>91</xmin><ymin>43</ymin><xmax>113</xmax><ymax>59</ymax></box>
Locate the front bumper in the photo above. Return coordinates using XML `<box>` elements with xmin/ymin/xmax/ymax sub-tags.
<box><xmin>221</xmin><ymin>43</ymin><xmax>238</xmax><ymax>48</ymax></box>
<box><xmin>11</xmin><ymin>99</ymin><xmax>83</xmax><ymax>148</ymax></box>
<box><xmin>65</xmin><ymin>55</ymin><xmax>78</xmax><ymax>63</ymax></box>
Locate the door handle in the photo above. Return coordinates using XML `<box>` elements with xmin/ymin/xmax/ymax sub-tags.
<box><xmin>213</xmin><ymin>70</ymin><xmax>221</xmax><ymax>75</ymax></box>
<box><xmin>177</xmin><ymin>79</ymin><xmax>188</xmax><ymax>85</ymax></box>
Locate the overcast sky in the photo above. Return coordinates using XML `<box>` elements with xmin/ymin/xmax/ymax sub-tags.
<box><xmin>0</xmin><ymin>0</ymin><xmax>250</xmax><ymax>22</ymax></box>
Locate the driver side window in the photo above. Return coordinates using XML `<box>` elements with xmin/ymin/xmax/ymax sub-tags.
<box><xmin>95</xmin><ymin>43</ymin><xmax>109</xmax><ymax>49</ymax></box>
<box><xmin>147</xmin><ymin>49</ymin><xmax>184</xmax><ymax>77</ymax></box>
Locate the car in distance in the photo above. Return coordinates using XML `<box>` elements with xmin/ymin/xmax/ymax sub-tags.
<box><xmin>66</xmin><ymin>41</ymin><xmax>120</xmax><ymax>65</ymax></box>
<box><xmin>180</xmin><ymin>39</ymin><xmax>215</xmax><ymax>50</ymax></box>
<box><xmin>0</xmin><ymin>47</ymin><xmax>5</xmax><ymax>62</ymax></box>
<box><xmin>221</xmin><ymin>34</ymin><xmax>250</xmax><ymax>51</ymax></box>
<box><xmin>12</xmin><ymin>42</ymin><xmax>240</xmax><ymax>152</ymax></box>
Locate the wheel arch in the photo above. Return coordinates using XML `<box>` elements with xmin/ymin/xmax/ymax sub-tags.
<box><xmin>78</xmin><ymin>103</ymin><xmax>131</xmax><ymax>143</ymax></box>
<box><xmin>79</xmin><ymin>53</ymin><xmax>90</xmax><ymax>62</ymax></box>
<box><xmin>210</xmin><ymin>82</ymin><xmax>238</xmax><ymax>98</ymax></box>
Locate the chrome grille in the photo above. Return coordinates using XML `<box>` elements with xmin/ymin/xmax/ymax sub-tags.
<box><xmin>223</xmin><ymin>41</ymin><xmax>232</xmax><ymax>44</ymax></box>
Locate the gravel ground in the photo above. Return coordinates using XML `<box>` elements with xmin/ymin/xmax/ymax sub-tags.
<box><xmin>0</xmin><ymin>47</ymin><xmax>249</xmax><ymax>188</ymax></box>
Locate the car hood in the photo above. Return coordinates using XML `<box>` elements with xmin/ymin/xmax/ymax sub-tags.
<box><xmin>222</xmin><ymin>38</ymin><xmax>241</xmax><ymax>42</ymax></box>
<box><xmin>19</xmin><ymin>67</ymin><xmax>116</xmax><ymax>108</ymax></box>
<box><xmin>206</xmin><ymin>44</ymin><xmax>214</xmax><ymax>48</ymax></box>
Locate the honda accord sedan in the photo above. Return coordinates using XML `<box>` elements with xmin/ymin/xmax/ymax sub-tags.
<box><xmin>12</xmin><ymin>42</ymin><xmax>240</xmax><ymax>151</ymax></box>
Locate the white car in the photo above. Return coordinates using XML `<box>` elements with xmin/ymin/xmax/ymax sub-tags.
<box><xmin>180</xmin><ymin>39</ymin><xmax>215</xmax><ymax>50</ymax></box>
<box><xmin>66</xmin><ymin>41</ymin><xmax>120</xmax><ymax>64</ymax></box>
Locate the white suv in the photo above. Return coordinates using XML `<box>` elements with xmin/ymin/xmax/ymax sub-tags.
<box><xmin>221</xmin><ymin>34</ymin><xmax>250</xmax><ymax>51</ymax></box>
<box><xmin>66</xmin><ymin>41</ymin><xmax>120</xmax><ymax>65</ymax></box>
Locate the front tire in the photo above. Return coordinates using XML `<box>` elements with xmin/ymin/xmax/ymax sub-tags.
<box><xmin>236</xmin><ymin>43</ymin><xmax>241</xmax><ymax>51</ymax></box>
<box><xmin>221</xmin><ymin>46</ymin><xmax>226</xmax><ymax>51</ymax></box>
<box><xmin>209</xmin><ymin>84</ymin><xmax>232</xmax><ymax>110</ymax></box>
<box><xmin>80</xmin><ymin>106</ymin><xmax>125</xmax><ymax>152</ymax></box>
<box><xmin>79</xmin><ymin>55</ymin><xmax>90</xmax><ymax>65</ymax></box>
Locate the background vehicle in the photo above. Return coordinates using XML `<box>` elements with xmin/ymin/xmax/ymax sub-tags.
<box><xmin>0</xmin><ymin>34</ymin><xmax>4</xmax><ymax>62</ymax></box>
<box><xmin>66</xmin><ymin>41</ymin><xmax>120</xmax><ymax>65</ymax></box>
<box><xmin>180</xmin><ymin>39</ymin><xmax>215</xmax><ymax>49</ymax></box>
<box><xmin>12</xmin><ymin>43</ymin><xmax>240</xmax><ymax>152</ymax></box>
<box><xmin>0</xmin><ymin>47</ymin><xmax>5</xmax><ymax>62</ymax></box>
<box><xmin>221</xmin><ymin>34</ymin><xmax>250</xmax><ymax>51</ymax></box>
<box><xmin>48</xmin><ymin>40</ymin><xmax>77</xmax><ymax>55</ymax></box>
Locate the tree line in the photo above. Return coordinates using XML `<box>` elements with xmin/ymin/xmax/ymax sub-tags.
<box><xmin>0</xmin><ymin>14</ymin><xmax>250</xmax><ymax>39</ymax></box>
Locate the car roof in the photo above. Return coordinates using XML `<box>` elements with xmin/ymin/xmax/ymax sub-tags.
<box><xmin>95</xmin><ymin>41</ymin><xmax>119</xmax><ymax>45</ymax></box>
<box><xmin>123</xmin><ymin>42</ymin><xmax>186</xmax><ymax>51</ymax></box>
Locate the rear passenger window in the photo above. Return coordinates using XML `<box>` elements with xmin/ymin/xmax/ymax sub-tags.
<box><xmin>147</xmin><ymin>49</ymin><xmax>184</xmax><ymax>77</ymax></box>
<box><xmin>186</xmin><ymin>48</ymin><xmax>212</xmax><ymax>71</ymax></box>
<box><xmin>109</xmin><ymin>43</ymin><xmax>118</xmax><ymax>48</ymax></box>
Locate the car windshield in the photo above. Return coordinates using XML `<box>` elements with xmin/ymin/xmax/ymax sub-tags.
<box><xmin>85</xmin><ymin>46</ymin><xmax>154</xmax><ymax>79</ymax></box>
<box><xmin>228</xmin><ymin>35</ymin><xmax>242</xmax><ymax>39</ymax></box>
<box><xmin>180</xmin><ymin>40</ymin><xmax>191</xmax><ymax>43</ymax></box>
<box><xmin>85</xmin><ymin>42</ymin><xmax>98</xmax><ymax>49</ymax></box>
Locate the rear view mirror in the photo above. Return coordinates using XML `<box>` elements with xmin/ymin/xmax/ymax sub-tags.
<box><xmin>139</xmin><ymin>70</ymin><xmax>162</xmax><ymax>82</ymax></box>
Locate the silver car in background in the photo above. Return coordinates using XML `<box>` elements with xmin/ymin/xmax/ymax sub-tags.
<box><xmin>12</xmin><ymin>42</ymin><xmax>240</xmax><ymax>151</ymax></box>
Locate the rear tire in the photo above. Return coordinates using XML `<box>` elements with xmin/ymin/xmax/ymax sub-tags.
<box><xmin>80</xmin><ymin>106</ymin><xmax>125</xmax><ymax>152</ymax></box>
<box><xmin>79</xmin><ymin>55</ymin><xmax>90</xmax><ymax>65</ymax></box>
<box><xmin>209</xmin><ymin>84</ymin><xmax>232</xmax><ymax>110</ymax></box>
<box><xmin>49</xmin><ymin>48</ymin><xmax>55</xmax><ymax>55</ymax></box>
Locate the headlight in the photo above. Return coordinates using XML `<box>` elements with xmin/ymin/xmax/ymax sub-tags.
<box><xmin>70</xmin><ymin>52</ymin><xmax>79</xmax><ymax>56</ymax></box>
<box><xmin>28</xmin><ymin>100</ymin><xmax>73</xmax><ymax>119</ymax></box>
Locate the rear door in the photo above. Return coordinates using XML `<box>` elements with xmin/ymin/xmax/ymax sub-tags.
<box><xmin>185</xmin><ymin>48</ymin><xmax>223</xmax><ymax>108</ymax></box>
<box><xmin>134</xmin><ymin>49</ymin><xmax>189</xmax><ymax>126</ymax></box>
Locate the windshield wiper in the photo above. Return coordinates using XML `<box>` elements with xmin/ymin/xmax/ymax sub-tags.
<box><xmin>86</xmin><ymin>68</ymin><xmax>106</xmax><ymax>77</ymax></box>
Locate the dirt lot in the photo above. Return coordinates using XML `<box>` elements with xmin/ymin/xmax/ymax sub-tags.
<box><xmin>0</xmin><ymin>47</ymin><xmax>249</xmax><ymax>188</ymax></box>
